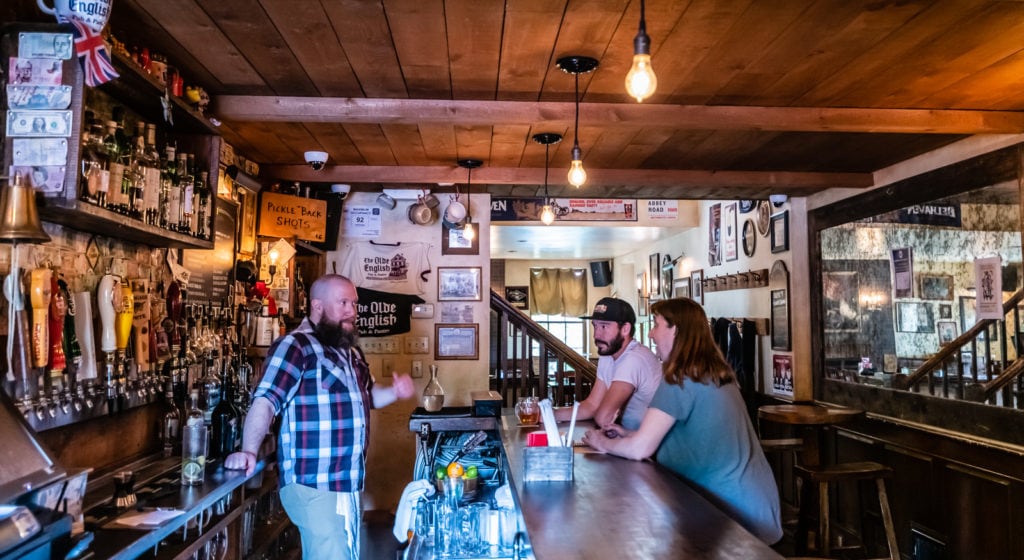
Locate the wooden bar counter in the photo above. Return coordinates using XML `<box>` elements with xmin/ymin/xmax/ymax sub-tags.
<box><xmin>497</xmin><ymin>414</ymin><xmax>783</xmax><ymax>560</ymax></box>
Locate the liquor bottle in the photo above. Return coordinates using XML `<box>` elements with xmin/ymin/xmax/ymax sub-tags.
<box><xmin>127</xmin><ymin>121</ymin><xmax>147</xmax><ymax>220</ymax></box>
<box><xmin>103</xmin><ymin>120</ymin><xmax>127</xmax><ymax>211</ymax></box>
<box><xmin>113</xmin><ymin>107</ymin><xmax>132</xmax><ymax>215</ymax></box>
<box><xmin>209</xmin><ymin>360</ymin><xmax>238</xmax><ymax>461</ymax></box>
<box><xmin>160</xmin><ymin>377</ymin><xmax>181</xmax><ymax>458</ymax></box>
<box><xmin>199</xmin><ymin>353</ymin><xmax>221</xmax><ymax>425</ymax></box>
<box><xmin>176</xmin><ymin>152</ymin><xmax>191</xmax><ymax>233</ymax></box>
<box><xmin>160</xmin><ymin>146</ymin><xmax>178</xmax><ymax>230</ymax></box>
<box><xmin>142</xmin><ymin>124</ymin><xmax>162</xmax><ymax>225</ymax></box>
<box><xmin>294</xmin><ymin>264</ymin><xmax>308</xmax><ymax>318</ymax></box>
<box><xmin>181</xmin><ymin>153</ymin><xmax>196</xmax><ymax>235</ymax></box>
<box><xmin>181</xmin><ymin>389</ymin><xmax>207</xmax><ymax>486</ymax></box>
<box><xmin>196</xmin><ymin>171</ymin><xmax>210</xmax><ymax>240</ymax></box>
<box><xmin>80</xmin><ymin>120</ymin><xmax>109</xmax><ymax>206</ymax></box>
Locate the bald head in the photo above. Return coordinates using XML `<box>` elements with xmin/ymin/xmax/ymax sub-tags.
<box><xmin>310</xmin><ymin>274</ymin><xmax>353</xmax><ymax>302</ymax></box>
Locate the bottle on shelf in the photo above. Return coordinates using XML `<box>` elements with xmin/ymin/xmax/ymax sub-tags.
<box><xmin>160</xmin><ymin>146</ymin><xmax>178</xmax><ymax>230</ymax></box>
<box><xmin>176</xmin><ymin>151</ymin><xmax>191</xmax><ymax>234</ymax></box>
<box><xmin>102</xmin><ymin>120</ymin><xmax>127</xmax><ymax>212</ymax></box>
<box><xmin>199</xmin><ymin>353</ymin><xmax>221</xmax><ymax>425</ymax></box>
<box><xmin>160</xmin><ymin>376</ymin><xmax>181</xmax><ymax>458</ymax></box>
<box><xmin>181</xmin><ymin>389</ymin><xmax>207</xmax><ymax>486</ymax></box>
<box><xmin>209</xmin><ymin>359</ymin><xmax>238</xmax><ymax>461</ymax></box>
<box><xmin>294</xmin><ymin>264</ymin><xmax>308</xmax><ymax>318</ymax></box>
<box><xmin>196</xmin><ymin>171</ymin><xmax>210</xmax><ymax>240</ymax></box>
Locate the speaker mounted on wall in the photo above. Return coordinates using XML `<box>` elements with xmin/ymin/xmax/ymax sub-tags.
<box><xmin>590</xmin><ymin>260</ymin><xmax>612</xmax><ymax>287</ymax></box>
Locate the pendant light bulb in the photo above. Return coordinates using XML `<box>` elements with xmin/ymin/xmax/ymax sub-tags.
<box><xmin>568</xmin><ymin>144</ymin><xmax>587</xmax><ymax>188</ymax></box>
<box><xmin>540</xmin><ymin>205</ymin><xmax>555</xmax><ymax>225</ymax></box>
<box><xmin>626</xmin><ymin>53</ymin><xmax>657</xmax><ymax>102</ymax></box>
<box><xmin>463</xmin><ymin>221</ymin><xmax>475</xmax><ymax>241</ymax></box>
<box><xmin>626</xmin><ymin>0</ymin><xmax>657</xmax><ymax>103</ymax></box>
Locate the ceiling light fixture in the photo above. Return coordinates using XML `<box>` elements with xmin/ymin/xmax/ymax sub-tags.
<box><xmin>557</xmin><ymin>55</ymin><xmax>598</xmax><ymax>188</ymax></box>
<box><xmin>625</xmin><ymin>0</ymin><xmax>657</xmax><ymax>103</ymax></box>
<box><xmin>458</xmin><ymin>159</ymin><xmax>482</xmax><ymax>241</ymax></box>
<box><xmin>532</xmin><ymin>133</ymin><xmax>562</xmax><ymax>225</ymax></box>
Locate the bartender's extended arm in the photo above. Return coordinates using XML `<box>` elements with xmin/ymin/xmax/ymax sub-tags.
<box><xmin>371</xmin><ymin>372</ymin><xmax>416</xmax><ymax>408</ymax></box>
<box><xmin>224</xmin><ymin>396</ymin><xmax>275</xmax><ymax>476</ymax></box>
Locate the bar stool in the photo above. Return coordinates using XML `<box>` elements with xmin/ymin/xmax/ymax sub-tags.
<box><xmin>794</xmin><ymin>461</ymin><xmax>899</xmax><ymax>560</ymax></box>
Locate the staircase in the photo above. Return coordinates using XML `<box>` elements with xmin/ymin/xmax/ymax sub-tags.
<box><xmin>489</xmin><ymin>290</ymin><xmax>597</xmax><ymax>407</ymax></box>
<box><xmin>897</xmin><ymin>288</ymin><xmax>1024</xmax><ymax>407</ymax></box>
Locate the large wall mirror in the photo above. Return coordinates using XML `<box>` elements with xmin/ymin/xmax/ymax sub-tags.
<box><xmin>809</xmin><ymin>145</ymin><xmax>1024</xmax><ymax>444</ymax></box>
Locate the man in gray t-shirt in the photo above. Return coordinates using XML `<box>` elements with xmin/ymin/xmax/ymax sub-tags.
<box><xmin>554</xmin><ymin>298</ymin><xmax>662</xmax><ymax>430</ymax></box>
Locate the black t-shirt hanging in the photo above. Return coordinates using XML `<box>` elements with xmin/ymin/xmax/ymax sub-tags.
<box><xmin>355</xmin><ymin>287</ymin><xmax>425</xmax><ymax>337</ymax></box>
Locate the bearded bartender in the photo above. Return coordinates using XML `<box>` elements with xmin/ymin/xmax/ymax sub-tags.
<box><xmin>224</xmin><ymin>274</ymin><xmax>416</xmax><ymax>560</ymax></box>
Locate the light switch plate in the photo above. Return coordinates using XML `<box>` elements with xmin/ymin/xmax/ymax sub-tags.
<box><xmin>411</xmin><ymin>303</ymin><xmax>434</xmax><ymax>318</ymax></box>
<box><xmin>405</xmin><ymin>336</ymin><xmax>429</xmax><ymax>354</ymax></box>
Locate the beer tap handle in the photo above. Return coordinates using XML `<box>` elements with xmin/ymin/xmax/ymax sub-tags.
<box><xmin>116</xmin><ymin>284</ymin><xmax>134</xmax><ymax>353</ymax></box>
<box><xmin>72</xmin><ymin>292</ymin><xmax>98</xmax><ymax>381</ymax></box>
<box><xmin>98</xmin><ymin>274</ymin><xmax>118</xmax><ymax>354</ymax></box>
<box><xmin>48</xmin><ymin>274</ymin><xmax>67</xmax><ymax>379</ymax></box>
<box><xmin>29</xmin><ymin>268</ymin><xmax>52</xmax><ymax>368</ymax></box>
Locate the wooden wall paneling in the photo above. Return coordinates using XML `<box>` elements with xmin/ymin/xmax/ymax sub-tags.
<box><xmin>879</xmin><ymin>444</ymin><xmax>936</xmax><ymax>558</ymax></box>
<box><xmin>36</xmin><ymin>404</ymin><xmax>162</xmax><ymax>474</ymax></box>
<box><xmin>942</xmin><ymin>463</ymin><xmax>1014</xmax><ymax>559</ymax></box>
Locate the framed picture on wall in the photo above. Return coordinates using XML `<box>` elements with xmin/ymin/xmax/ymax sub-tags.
<box><xmin>919</xmin><ymin>274</ymin><xmax>954</xmax><ymax>300</ymax></box>
<box><xmin>441</xmin><ymin>226</ymin><xmax>479</xmax><ymax>255</ymax></box>
<box><xmin>438</xmin><ymin>267</ymin><xmax>482</xmax><ymax>301</ymax></box>
<box><xmin>937</xmin><ymin>321</ymin><xmax>958</xmax><ymax>345</ymax></box>
<box><xmin>770</xmin><ymin>211</ymin><xmax>790</xmax><ymax>253</ymax></box>
<box><xmin>960</xmin><ymin>296</ymin><xmax>976</xmax><ymax>333</ymax></box>
<box><xmin>435</xmin><ymin>324</ymin><xmax>478</xmax><ymax>360</ymax></box>
<box><xmin>505</xmin><ymin>286</ymin><xmax>528</xmax><ymax>310</ymax></box>
<box><xmin>723</xmin><ymin>202</ymin><xmax>738</xmax><ymax>261</ymax></box>
<box><xmin>896</xmin><ymin>301</ymin><xmax>935</xmax><ymax>333</ymax></box>
<box><xmin>771</xmin><ymin>288</ymin><xmax>791</xmax><ymax>350</ymax></box>
<box><xmin>649</xmin><ymin>253</ymin><xmax>661</xmax><ymax>298</ymax></box>
<box><xmin>673</xmin><ymin>277</ymin><xmax>691</xmax><ymax>299</ymax></box>
<box><xmin>691</xmin><ymin>269</ymin><xmax>704</xmax><ymax>305</ymax></box>
<box><xmin>823</xmin><ymin>271</ymin><xmax>859</xmax><ymax>331</ymax></box>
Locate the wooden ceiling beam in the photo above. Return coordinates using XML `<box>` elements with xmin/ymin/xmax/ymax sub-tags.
<box><xmin>214</xmin><ymin>96</ymin><xmax>1024</xmax><ymax>134</ymax></box>
<box><xmin>262</xmin><ymin>164</ymin><xmax>872</xmax><ymax>192</ymax></box>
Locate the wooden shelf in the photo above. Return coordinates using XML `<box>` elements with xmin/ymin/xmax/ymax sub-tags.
<box><xmin>100</xmin><ymin>50</ymin><xmax>219</xmax><ymax>135</ymax></box>
<box><xmin>39</xmin><ymin>197</ymin><xmax>214</xmax><ymax>250</ymax></box>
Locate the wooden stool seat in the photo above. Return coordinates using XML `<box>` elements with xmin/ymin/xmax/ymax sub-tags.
<box><xmin>761</xmin><ymin>437</ymin><xmax>804</xmax><ymax>453</ymax></box>
<box><xmin>794</xmin><ymin>461</ymin><xmax>899</xmax><ymax>560</ymax></box>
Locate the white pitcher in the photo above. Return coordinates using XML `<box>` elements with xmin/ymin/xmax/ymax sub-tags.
<box><xmin>36</xmin><ymin>0</ymin><xmax>112</xmax><ymax>33</ymax></box>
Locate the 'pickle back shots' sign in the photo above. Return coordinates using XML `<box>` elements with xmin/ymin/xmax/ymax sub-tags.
<box><xmin>257</xmin><ymin>191</ymin><xmax>327</xmax><ymax>242</ymax></box>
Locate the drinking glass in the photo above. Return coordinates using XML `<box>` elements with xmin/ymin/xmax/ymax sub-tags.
<box><xmin>515</xmin><ymin>396</ymin><xmax>539</xmax><ymax>425</ymax></box>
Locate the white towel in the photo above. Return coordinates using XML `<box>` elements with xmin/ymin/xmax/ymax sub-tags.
<box><xmin>392</xmin><ymin>479</ymin><xmax>436</xmax><ymax>542</ymax></box>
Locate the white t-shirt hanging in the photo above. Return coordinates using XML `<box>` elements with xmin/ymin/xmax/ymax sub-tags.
<box><xmin>339</xmin><ymin>241</ymin><xmax>431</xmax><ymax>295</ymax></box>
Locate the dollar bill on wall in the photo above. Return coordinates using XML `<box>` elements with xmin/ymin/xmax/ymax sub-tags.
<box><xmin>7</xmin><ymin>85</ymin><xmax>73</xmax><ymax>110</ymax></box>
<box><xmin>9</xmin><ymin>165</ymin><xmax>66</xmax><ymax>194</ymax></box>
<box><xmin>6</xmin><ymin>110</ymin><xmax>72</xmax><ymax>137</ymax></box>
<box><xmin>12</xmin><ymin>138</ymin><xmax>68</xmax><ymax>166</ymax></box>
<box><xmin>18</xmin><ymin>32</ymin><xmax>74</xmax><ymax>60</ymax></box>
<box><xmin>8</xmin><ymin>57</ymin><xmax>64</xmax><ymax>85</ymax></box>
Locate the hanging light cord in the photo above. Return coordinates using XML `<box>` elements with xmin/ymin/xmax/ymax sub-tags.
<box><xmin>466</xmin><ymin>166</ymin><xmax>472</xmax><ymax>216</ymax></box>
<box><xmin>544</xmin><ymin>143</ymin><xmax>550</xmax><ymax>202</ymax></box>
<box><xmin>639</xmin><ymin>0</ymin><xmax>647</xmax><ymax>37</ymax></box>
<box><xmin>573</xmin><ymin>71</ymin><xmax>581</xmax><ymax>152</ymax></box>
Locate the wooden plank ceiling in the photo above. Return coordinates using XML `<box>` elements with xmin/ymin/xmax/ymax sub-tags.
<box><xmin>89</xmin><ymin>1</ymin><xmax>1024</xmax><ymax>199</ymax></box>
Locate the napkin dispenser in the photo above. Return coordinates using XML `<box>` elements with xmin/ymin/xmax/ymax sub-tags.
<box><xmin>523</xmin><ymin>447</ymin><xmax>573</xmax><ymax>482</ymax></box>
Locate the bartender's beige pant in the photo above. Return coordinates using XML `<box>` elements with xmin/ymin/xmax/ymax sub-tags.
<box><xmin>280</xmin><ymin>483</ymin><xmax>361</xmax><ymax>559</ymax></box>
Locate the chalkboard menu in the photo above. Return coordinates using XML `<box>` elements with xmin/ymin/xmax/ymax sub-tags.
<box><xmin>183</xmin><ymin>199</ymin><xmax>238</xmax><ymax>306</ymax></box>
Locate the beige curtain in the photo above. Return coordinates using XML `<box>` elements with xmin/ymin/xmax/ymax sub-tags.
<box><xmin>530</xmin><ymin>268</ymin><xmax>587</xmax><ymax>317</ymax></box>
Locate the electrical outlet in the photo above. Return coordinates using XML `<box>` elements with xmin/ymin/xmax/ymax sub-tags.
<box><xmin>412</xmin><ymin>361</ymin><xmax>423</xmax><ymax>378</ymax></box>
<box><xmin>405</xmin><ymin>336</ymin><xmax>429</xmax><ymax>354</ymax></box>
<box><xmin>362</xmin><ymin>340</ymin><xmax>382</xmax><ymax>354</ymax></box>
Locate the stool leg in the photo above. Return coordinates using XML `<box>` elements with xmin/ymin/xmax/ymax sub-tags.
<box><xmin>875</xmin><ymin>478</ymin><xmax>899</xmax><ymax>560</ymax></box>
<box><xmin>819</xmin><ymin>480</ymin><xmax>830</xmax><ymax>556</ymax></box>
<box><xmin>795</xmin><ymin>476</ymin><xmax>812</xmax><ymax>555</ymax></box>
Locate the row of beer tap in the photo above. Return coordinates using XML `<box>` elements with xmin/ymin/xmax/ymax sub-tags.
<box><xmin>2</xmin><ymin>261</ymin><xmax>260</xmax><ymax>431</ymax></box>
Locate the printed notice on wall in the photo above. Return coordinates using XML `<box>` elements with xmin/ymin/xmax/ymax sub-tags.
<box><xmin>647</xmin><ymin>200</ymin><xmax>678</xmax><ymax>220</ymax></box>
<box><xmin>343</xmin><ymin>205</ymin><xmax>383</xmax><ymax>238</ymax></box>
<box><xmin>975</xmin><ymin>255</ymin><xmax>1003</xmax><ymax>320</ymax></box>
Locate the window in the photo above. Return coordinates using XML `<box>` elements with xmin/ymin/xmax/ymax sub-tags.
<box><xmin>530</xmin><ymin>313</ymin><xmax>589</xmax><ymax>357</ymax></box>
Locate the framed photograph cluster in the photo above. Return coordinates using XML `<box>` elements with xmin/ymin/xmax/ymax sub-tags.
<box><xmin>770</xmin><ymin>210</ymin><xmax>790</xmax><ymax>253</ymax></box>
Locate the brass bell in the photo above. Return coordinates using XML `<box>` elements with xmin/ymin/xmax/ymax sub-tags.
<box><xmin>0</xmin><ymin>174</ymin><xmax>50</xmax><ymax>243</ymax></box>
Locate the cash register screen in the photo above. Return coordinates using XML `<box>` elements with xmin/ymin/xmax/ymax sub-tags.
<box><xmin>0</xmin><ymin>392</ymin><xmax>63</xmax><ymax>504</ymax></box>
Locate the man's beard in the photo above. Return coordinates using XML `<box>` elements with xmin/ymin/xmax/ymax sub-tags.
<box><xmin>596</xmin><ymin>332</ymin><xmax>625</xmax><ymax>356</ymax></box>
<box><xmin>313</xmin><ymin>317</ymin><xmax>358</xmax><ymax>349</ymax></box>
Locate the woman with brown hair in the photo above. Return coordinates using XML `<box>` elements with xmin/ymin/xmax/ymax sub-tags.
<box><xmin>583</xmin><ymin>297</ymin><xmax>782</xmax><ymax>544</ymax></box>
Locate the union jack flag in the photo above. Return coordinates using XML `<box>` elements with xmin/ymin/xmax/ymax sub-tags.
<box><xmin>70</xmin><ymin>20</ymin><xmax>119</xmax><ymax>87</ymax></box>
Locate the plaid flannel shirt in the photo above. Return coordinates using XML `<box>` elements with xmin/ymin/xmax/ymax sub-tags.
<box><xmin>253</xmin><ymin>319</ymin><xmax>375</xmax><ymax>492</ymax></box>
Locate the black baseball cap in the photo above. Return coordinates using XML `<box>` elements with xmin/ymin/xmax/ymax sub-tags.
<box><xmin>581</xmin><ymin>297</ymin><xmax>636</xmax><ymax>324</ymax></box>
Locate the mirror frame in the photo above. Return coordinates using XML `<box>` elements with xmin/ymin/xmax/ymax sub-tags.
<box><xmin>807</xmin><ymin>144</ymin><xmax>1024</xmax><ymax>445</ymax></box>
